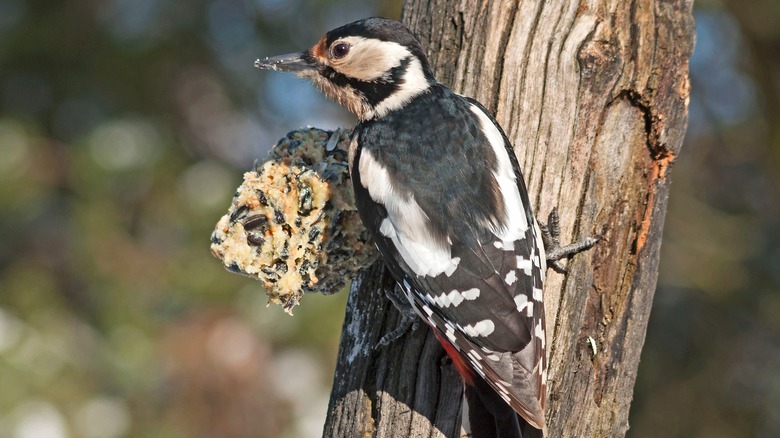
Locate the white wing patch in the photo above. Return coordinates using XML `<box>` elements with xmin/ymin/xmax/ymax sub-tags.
<box><xmin>533</xmin><ymin>220</ymin><xmax>547</xmax><ymax>282</ymax></box>
<box><xmin>514</xmin><ymin>294</ymin><xmax>534</xmax><ymax>317</ymax></box>
<box><xmin>428</xmin><ymin>288</ymin><xmax>480</xmax><ymax>308</ymax></box>
<box><xmin>504</xmin><ymin>270</ymin><xmax>517</xmax><ymax>286</ymax></box>
<box><xmin>445</xmin><ymin>323</ymin><xmax>458</xmax><ymax>343</ymax></box>
<box><xmin>493</xmin><ymin>239</ymin><xmax>515</xmax><ymax>251</ymax></box>
<box><xmin>360</xmin><ymin>149</ymin><xmax>459</xmax><ymax>277</ymax></box>
<box><xmin>516</xmin><ymin>256</ymin><xmax>532</xmax><ymax>276</ymax></box>
<box><xmin>461</xmin><ymin>319</ymin><xmax>496</xmax><ymax>337</ymax></box>
<box><xmin>444</xmin><ymin>257</ymin><xmax>461</xmax><ymax>277</ymax></box>
<box><xmin>534</xmin><ymin>320</ymin><xmax>545</xmax><ymax>348</ymax></box>
<box><xmin>468</xmin><ymin>104</ymin><xmax>529</xmax><ymax>247</ymax></box>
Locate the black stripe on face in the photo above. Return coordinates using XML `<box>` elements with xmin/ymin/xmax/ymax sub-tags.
<box><xmin>319</xmin><ymin>57</ymin><xmax>411</xmax><ymax>108</ymax></box>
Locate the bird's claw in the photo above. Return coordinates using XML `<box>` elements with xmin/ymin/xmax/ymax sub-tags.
<box><xmin>539</xmin><ymin>208</ymin><xmax>600</xmax><ymax>273</ymax></box>
<box><xmin>376</xmin><ymin>283</ymin><xmax>420</xmax><ymax>349</ymax></box>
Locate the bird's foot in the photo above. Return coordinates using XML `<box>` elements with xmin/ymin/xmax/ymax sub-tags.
<box><xmin>376</xmin><ymin>283</ymin><xmax>420</xmax><ymax>349</ymax></box>
<box><xmin>538</xmin><ymin>207</ymin><xmax>600</xmax><ymax>273</ymax></box>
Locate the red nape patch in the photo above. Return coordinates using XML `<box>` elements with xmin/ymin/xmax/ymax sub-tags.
<box><xmin>434</xmin><ymin>332</ymin><xmax>474</xmax><ymax>385</ymax></box>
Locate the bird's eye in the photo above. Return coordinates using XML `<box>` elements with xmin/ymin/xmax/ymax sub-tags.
<box><xmin>331</xmin><ymin>42</ymin><xmax>350</xmax><ymax>59</ymax></box>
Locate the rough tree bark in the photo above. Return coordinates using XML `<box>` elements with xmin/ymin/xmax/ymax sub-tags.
<box><xmin>323</xmin><ymin>1</ymin><xmax>695</xmax><ymax>437</ymax></box>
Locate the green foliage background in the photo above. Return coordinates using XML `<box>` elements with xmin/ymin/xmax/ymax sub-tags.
<box><xmin>0</xmin><ymin>1</ymin><xmax>777</xmax><ymax>437</ymax></box>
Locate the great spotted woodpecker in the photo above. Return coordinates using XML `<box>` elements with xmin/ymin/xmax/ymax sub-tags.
<box><xmin>255</xmin><ymin>17</ymin><xmax>597</xmax><ymax>437</ymax></box>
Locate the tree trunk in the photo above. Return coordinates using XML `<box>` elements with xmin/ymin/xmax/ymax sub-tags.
<box><xmin>323</xmin><ymin>1</ymin><xmax>695</xmax><ymax>437</ymax></box>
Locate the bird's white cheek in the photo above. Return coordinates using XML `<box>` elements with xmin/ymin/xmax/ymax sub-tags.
<box><xmin>334</xmin><ymin>37</ymin><xmax>412</xmax><ymax>82</ymax></box>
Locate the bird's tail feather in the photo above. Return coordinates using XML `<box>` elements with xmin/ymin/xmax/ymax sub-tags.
<box><xmin>465</xmin><ymin>376</ymin><xmax>543</xmax><ymax>438</ymax></box>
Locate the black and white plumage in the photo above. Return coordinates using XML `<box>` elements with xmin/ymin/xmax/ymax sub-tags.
<box><xmin>256</xmin><ymin>17</ymin><xmax>556</xmax><ymax>436</ymax></box>
<box><xmin>352</xmin><ymin>86</ymin><xmax>548</xmax><ymax>431</ymax></box>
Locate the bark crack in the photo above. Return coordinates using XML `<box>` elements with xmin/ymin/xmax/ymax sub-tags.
<box><xmin>612</xmin><ymin>89</ymin><xmax>677</xmax><ymax>254</ymax></box>
<box><xmin>614</xmin><ymin>89</ymin><xmax>672</xmax><ymax>159</ymax></box>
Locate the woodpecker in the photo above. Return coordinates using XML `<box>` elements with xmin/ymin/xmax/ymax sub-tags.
<box><xmin>255</xmin><ymin>17</ymin><xmax>597</xmax><ymax>438</ymax></box>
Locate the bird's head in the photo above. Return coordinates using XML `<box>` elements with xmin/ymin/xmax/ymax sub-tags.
<box><xmin>255</xmin><ymin>18</ymin><xmax>435</xmax><ymax>120</ymax></box>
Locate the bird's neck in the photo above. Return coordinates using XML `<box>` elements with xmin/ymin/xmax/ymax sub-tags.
<box><xmin>363</xmin><ymin>56</ymin><xmax>433</xmax><ymax>120</ymax></box>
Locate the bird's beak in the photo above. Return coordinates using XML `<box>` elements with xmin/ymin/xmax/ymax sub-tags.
<box><xmin>254</xmin><ymin>51</ymin><xmax>315</xmax><ymax>73</ymax></box>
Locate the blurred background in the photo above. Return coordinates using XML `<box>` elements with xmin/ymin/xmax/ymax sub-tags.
<box><xmin>0</xmin><ymin>0</ymin><xmax>776</xmax><ymax>437</ymax></box>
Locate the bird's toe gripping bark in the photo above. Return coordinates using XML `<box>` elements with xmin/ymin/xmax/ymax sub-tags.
<box><xmin>539</xmin><ymin>207</ymin><xmax>600</xmax><ymax>273</ymax></box>
<box><xmin>376</xmin><ymin>283</ymin><xmax>421</xmax><ymax>349</ymax></box>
